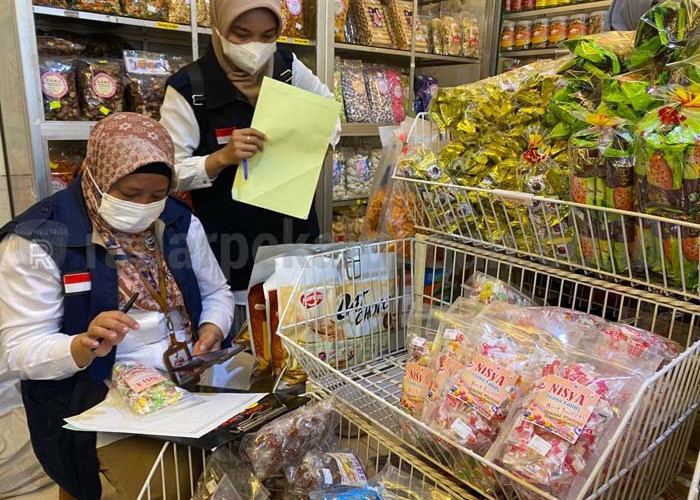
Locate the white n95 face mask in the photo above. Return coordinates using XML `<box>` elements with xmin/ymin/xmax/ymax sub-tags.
<box><xmin>86</xmin><ymin>167</ymin><xmax>166</xmax><ymax>233</ymax></box>
<box><xmin>218</xmin><ymin>31</ymin><xmax>276</xmax><ymax>75</ymax></box>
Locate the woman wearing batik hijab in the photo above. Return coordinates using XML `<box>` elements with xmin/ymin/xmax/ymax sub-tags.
<box><xmin>0</xmin><ymin>113</ymin><xmax>233</xmax><ymax>499</ymax></box>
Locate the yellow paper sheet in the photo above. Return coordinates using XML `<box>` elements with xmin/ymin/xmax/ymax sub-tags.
<box><xmin>232</xmin><ymin>77</ymin><xmax>341</xmax><ymax>219</ymax></box>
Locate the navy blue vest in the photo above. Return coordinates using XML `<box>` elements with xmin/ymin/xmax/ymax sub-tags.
<box><xmin>166</xmin><ymin>45</ymin><xmax>320</xmax><ymax>290</ymax></box>
<box><xmin>0</xmin><ymin>177</ymin><xmax>203</xmax><ymax>499</ymax></box>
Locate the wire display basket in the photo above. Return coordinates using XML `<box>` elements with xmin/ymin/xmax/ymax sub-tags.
<box><xmin>277</xmin><ymin>237</ymin><xmax>700</xmax><ymax>500</ymax></box>
<box><xmin>136</xmin><ymin>399</ymin><xmax>479</xmax><ymax>500</ymax></box>
<box><xmin>390</xmin><ymin>115</ymin><xmax>700</xmax><ymax>303</ymax></box>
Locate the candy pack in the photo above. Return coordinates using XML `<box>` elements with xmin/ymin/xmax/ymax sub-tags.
<box><xmin>111</xmin><ymin>362</ymin><xmax>185</xmax><ymax>415</ymax></box>
<box><xmin>429</xmin><ymin>310</ymin><xmax>559</xmax><ymax>456</ymax></box>
<box><xmin>488</xmin><ymin>352</ymin><xmax>645</xmax><ymax>500</ymax></box>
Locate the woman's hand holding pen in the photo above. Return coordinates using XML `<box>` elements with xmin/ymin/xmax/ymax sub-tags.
<box><xmin>71</xmin><ymin>311</ymin><xmax>140</xmax><ymax>368</ymax></box>
<box><xmin>204</xmin><ymin>128</ymin><xmax>266</xmax><ymax>179</ymax></box>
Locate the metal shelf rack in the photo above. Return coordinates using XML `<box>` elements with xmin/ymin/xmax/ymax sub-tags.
<box><xmin>503</xmin><ymin>0</ymin><xmax>613</xmax><ymax>20</ymax></box>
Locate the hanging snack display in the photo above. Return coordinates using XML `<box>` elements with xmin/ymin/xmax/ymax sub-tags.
<box><xmin>77</xmin><ymin>59</ymin><xmax>125</xmax><ymax>120</ymax></box>
<box><xmin>281</xmin><ymin>0</ymin><xmax>306</xmax><ymax>38</ymax></box>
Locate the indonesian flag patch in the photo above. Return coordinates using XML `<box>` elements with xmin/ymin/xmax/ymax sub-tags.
<box><xmin>215</xmin><ymin>127</ymin><xmax>236</xmax><ymax>145</ymax></box>
<box><xmin>63</xmin><ymin>272</ymin><xmax>91</xmax><ymax>294</ymax></box>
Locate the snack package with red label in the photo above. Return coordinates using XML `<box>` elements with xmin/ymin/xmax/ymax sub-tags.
<box><xmin>488</xmin><ymin>352</ymin><xmax>644</xmax><ymax>500</ymax></box>
<box><xmin>430</xmin><ymin>313</ymin><xmax>558</xmax><ymax>456</ymax></box>
<box><xmin>420</xmin><ymin>298</ymin><xmax>484</xmax><ymax>423</ymax></box>
<box><xmin>112</xmin><ymin>362</ymin><xmax>185</xmax><ymax>415</ymax></box>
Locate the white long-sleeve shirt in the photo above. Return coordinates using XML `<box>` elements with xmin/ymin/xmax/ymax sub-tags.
<box><xmin>0</xmin><ymin>215</ymin><xmax>234</xmax><ymax>382</ymax></box>
<box><xmin>160</xmin><ymin>54</ymin><xmax>341</xmax><ymax>192</ymax></box>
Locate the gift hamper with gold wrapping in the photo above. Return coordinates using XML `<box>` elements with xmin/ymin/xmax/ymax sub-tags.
<box><xmin>277</xmin><ymin>2</ymin><xmax>700</xmax><ymax>500</ymax></box>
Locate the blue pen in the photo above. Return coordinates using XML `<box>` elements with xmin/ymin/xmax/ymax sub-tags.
<box><xmin>243</xmin><ymin>159</ymin><xmax>248</xmax><ymax>180</ymax></box>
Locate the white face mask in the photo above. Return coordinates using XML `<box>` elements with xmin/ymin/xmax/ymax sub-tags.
<box><xmin>87</xmin><ymin>168</ymin><xmax>167</xmax><ymax>233</ymax></box>
<box><xmin>218</xmin><ymin>30</ymin><xmax>276</xmax><ymax>74</ymax></box>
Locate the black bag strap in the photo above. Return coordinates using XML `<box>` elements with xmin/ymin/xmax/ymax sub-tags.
<box><xmin>186</xmin><ymin>61</ymin><xmax>206</xmax><ymax>107</ymax></box>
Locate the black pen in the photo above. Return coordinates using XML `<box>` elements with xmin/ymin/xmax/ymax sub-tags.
<box><xmin>93</xmin><ymin>293</ymin><xmax>139</xmax><ymax>351</ymax></box>
<box><xmin>121</xmin><ymin>292</ymin><xmax>139</xmax><ymax>313</ymax></box>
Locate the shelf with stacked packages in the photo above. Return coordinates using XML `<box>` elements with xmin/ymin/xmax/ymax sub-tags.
<box><xmin>278</xmin><ymin>3</ymin><xmax>700</xmax><ymax>500</ymax></box>
<box><xmin>328</xmin><ymin>0</ymin><xmax>500</xmax><ymax>240</ymax></box>
<box><xmin>498</xmin><ymin>0</ymin><xmax>612</xmax><ymax>73</ymax></box>
<box><xmin>1</xmin><ymin>0</ymin><xmax>319</xmax><ymax>220</ymax></box>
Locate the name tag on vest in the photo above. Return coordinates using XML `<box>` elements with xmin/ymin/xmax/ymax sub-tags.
<box><xmin>63</xmin><ymin>272</ymin><xmax>91</xmax><ymax>294</ymax></box>
<box><xmin>215</xmin><ymin>127</ymin><xmax>236</xmax><ymax>145</ymax></box>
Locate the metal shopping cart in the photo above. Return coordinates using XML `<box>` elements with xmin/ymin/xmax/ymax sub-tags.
<box><xmin>275</xmin><ymin>116</ymin><xmax>700</xmax><ymax>500</ymax></box>
<box><xmin>136</xmin><ymin>397</ymin><xmax>480</xmax><ymax>500</ymax></box>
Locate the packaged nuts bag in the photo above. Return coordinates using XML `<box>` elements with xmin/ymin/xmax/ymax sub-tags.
<box><xmin>40</xmin><ymin>58</ymin><xmax>81</xmax><ymax>121</ymax></box>
<box><xmin>77</xmin><ymin>58</ymin><xmax>125</xmax><ymax>120</ymax></box>
<box><xmin>124</xmin><ymin>50</ymin><xmax>173</xmax><ymax>120</ymax></box>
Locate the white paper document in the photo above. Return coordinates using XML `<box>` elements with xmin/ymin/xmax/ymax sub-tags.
<box><xmin>64</xmin><ymin>389</ymin><xmax>266</xmax><ymax>439</ymax></box>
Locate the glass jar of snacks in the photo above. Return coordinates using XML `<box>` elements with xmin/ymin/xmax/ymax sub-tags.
<box><xmin>549</xmin><ymin>16</ymin><xmax>568</xmax><ymax>45</ymax></box>
<box><xmin>500</xmin><ymin>20</ymin><xmax>516</xmax><ymax>51</ymax></box>
<box><xmin>532</xmin><ymin>18</ymin><xmax>549</xmax><ymax>48</ymax></box>
<box><xmin>567</xmin><ymin>13</ymin><xmax>589</xmax><ymax>40</ymax></box>
<box><xmin>514</xmin><ymin>20</ymin><xmax>533</xmax><ymax>50</ymax></box>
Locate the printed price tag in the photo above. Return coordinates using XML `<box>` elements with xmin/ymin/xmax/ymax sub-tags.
<box><xmin>444</xmin><ymin>328</ymin><xmax>460</xmax><ymax>340</ymax></box>
<box><xmin>322</xmin><ymin>468</ymin><xmax>333</xmax><ymax>485</ymax></box>
<box><xmin>155</xmin><ymin>21</ymin><xmax>179</xmax><ymax>30</ymax></box>
<box><xmin>411</xmin><ymin>336</ymin><xmax>427</xmax><ymax>348</ymax></box>
<box><xmin>528</xmin><ymin>434</ymin><xmax>552</xmax><ymax>456</ymax></box>
<box><xmin>450</xmin><ymin>418</ymin><xmax>474</xmax><ymax>441</ymax></box>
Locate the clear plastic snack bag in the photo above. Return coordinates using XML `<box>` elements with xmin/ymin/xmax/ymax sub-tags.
<box><xmin>111</xmin><ymin>362</ymin><xmax>185</xmax><ymax>415</ymax></box>
<box><xmin>194</xmin><ymin>447</ymin><xmax>269</xmax><ymax>500</ymax></box>
<box><xmin>242</xmin><ymin>398</ymin><xmax>340</xmax><ymax>480</ymax></box>
<box><xmin>123</xmin><ymin>50</ymin><xmax>172</xmax><ymax>120</ymax></box>
<box><xmin>489</xmin><ymin>351</ymin><xmax>645</xmax><ymax>500</ymax></box>
<box><xmin>286</xmin><ymin>451</ymin><xmax>368</xmax><ymax>494</ymax></box>
<box><xmin>463</xmin><ymin>271</ymin><xmax>539</xmax><ymax>307</ymax></box>
<box><xmin>430</xmin><ymin>314</ymin><xmax>558</xmax><ymax>456</ymax></box>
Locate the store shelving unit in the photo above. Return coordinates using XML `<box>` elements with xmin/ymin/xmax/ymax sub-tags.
<box><xmin>502</xmin><ymin>0</ymin><xmax>612</xmax><ymax>20</ymax></box>
<box><xmin>1</xmin><ymin>0</ymin><xmax>500</xmax><ymax>237</ymax></box>
<box><xmin>497</xmin><ymin>0</ymin><xmax>612</xmax><ymax>68</ymax></box>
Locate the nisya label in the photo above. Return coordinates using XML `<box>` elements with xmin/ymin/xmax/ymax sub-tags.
<box><xmin>525</xmin><ymin>375</ymin><xmax>601</xmax><ymax>444</ymax></box>
<box><xmin>450</xmin><ymin>355</ymin><xmax>517</xmax><ymax>420</ymax></box>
